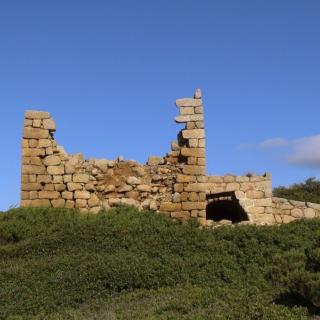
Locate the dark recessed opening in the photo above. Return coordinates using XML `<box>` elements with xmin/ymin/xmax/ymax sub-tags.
<box><xmin>206</xmin><ymin>192</ymin><xmax>249</xmax><ymax>224</ymax></box>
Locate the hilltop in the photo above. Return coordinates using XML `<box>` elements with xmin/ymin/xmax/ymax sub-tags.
<box><xmin>0</xmin><ymin>207</ymin><xmax>319</xmax><ymax>319</ymax></box>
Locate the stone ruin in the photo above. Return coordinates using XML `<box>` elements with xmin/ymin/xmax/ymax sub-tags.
<box><xmin>20</xmin><ymin>89</ymin><xmax>320</xmax><ymax>226</ymax></box>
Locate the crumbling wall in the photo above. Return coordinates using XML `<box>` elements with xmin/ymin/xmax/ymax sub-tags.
<box><xmin>20</xmin><ymin>89</ymin><xmax>207</xmax><ymax>223</ymax></box>
<box><xmin>272</xmin><ymin>197</ymin><xmax>320</xmax><ymax>223</ymax></box>
<box><xmin>20</xmin><ymin>89</ymin><xmax>320</xmax><ymax>225</ymax></box>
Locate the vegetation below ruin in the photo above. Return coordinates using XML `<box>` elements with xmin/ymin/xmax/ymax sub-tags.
<box><xmin>274</xmin><ymin>177</ymin><xmax>320</xmax><ymax>204</ymax></box>
<box><xmin>0</xmin><ymin>207</ymin><xmax>320</xmax><ymax>319</ymax></box>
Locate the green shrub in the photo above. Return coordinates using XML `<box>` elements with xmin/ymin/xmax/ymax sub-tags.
<box><xmin>0</xmin><ymin>207</ymin><xmax>319</xmax><ymax>319</ymax></box>
<box><xmin>273</xmin><ymin>177</ymin><xmax>320</xmax><ymax>203</ymax></box>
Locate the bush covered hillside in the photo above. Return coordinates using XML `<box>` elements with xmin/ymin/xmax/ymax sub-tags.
<box><xmin>274</xmin><ymin>177</ymin><xmax>320</xmax><ymax>204</ymax></box>
<box><xmin>0</xmin><ymin>207</ymin><xmax>320</xmax><ymax>319</ymax></box>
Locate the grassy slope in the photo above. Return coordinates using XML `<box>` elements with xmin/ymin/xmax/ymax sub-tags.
<box><xmin>0</xmin><ymin>207</ymin><xmax>319</xmax><ymax>319</ymax></box>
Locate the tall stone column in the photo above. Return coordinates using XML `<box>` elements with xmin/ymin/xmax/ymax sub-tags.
<box><xmin>169</xmin><ymin>89</ymin><xmax>207</xmax><ymax>223</ymax></box>
<box><xmin>20</xmin><ymin>110</ymin><xmax>61</xmax><ymax>208</ymax></box>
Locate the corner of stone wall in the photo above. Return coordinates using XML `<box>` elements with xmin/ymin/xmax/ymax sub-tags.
<box><xmin>159</xmin><ymin>88</ymin><xmax>207</xmax><ymax>224</ymax></box>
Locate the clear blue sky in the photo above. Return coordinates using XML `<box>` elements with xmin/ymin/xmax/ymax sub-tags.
<box><xmin>1</xmin><ymin>1</ymin><xmax>320</xmax><ymax>210</ymax></box>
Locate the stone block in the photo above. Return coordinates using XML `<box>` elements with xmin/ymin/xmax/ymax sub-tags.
<box><xmin>246</xmin><ymin>190</ymin><xmax>265</xmax><ymax>199</ymax></box>
<box><xmin>89</xmin><ymin>207</ymin><xmax>101</xmax><ymax>214</ymax></box>
<box><xmin>272</xmin><ymin>197</ymin><xmax>289</xmax><ymax>204</ymax></box>
<box><xmin>289</xmin><ymin>200</ymin><xmax>306</xmax><ymax>207</ymax></box>
<box><xmin>24</xmin><ymin>119</ymin><xmax>33</xmax><ymax>127</ymax></box>
<box><xmin>29</xmin><ymin>191</ymin><xmax>38</xmax><ymax>199</ymax></box>
<box><xmin>180</xmin><ymin>107</ymin><xmax>195</xmax><ymax>115</ymax></box>
<box><xmin>182</xmin><ymin>129</ymin><xmax>205</xmax><ymax>139</ymax></box>
<box><xmin>187</xmin><ymin>157</ymin><xmax>197</xmax><ymax>165</ymax></box>
<box><xmin>188</xmin><ymin>139</ymin><xmax>198</xmax><ymax>148</ymax></box>
<box><xmin>291</xmin><ymin>208</ymin><xmax>303</xmax><ymax>218</ymax></box>
<box><xmin>304</xmin><ymin>208</ymin><xmax>316</xmax><ymax>218</ymax></box>
<box><xmin>171</xmin><ymin>140</ymin><xmax>180</xmax><ymax>151</ymax></box>
<box><xmin>180</xmin><ymin>147</ymin><xmax>205</xmax><ymax>157</ymax></box>
<box><xmin>186</xmin><ymin>122</ymin><xmax>196</xmax><ymax>129</ymax></box>
<box><xmin>74</xmin><ymin>190</ymin><xmax>91</xmax><ymax>199</ymax></box>
<box><xmin>44</xmin><ymin>155</ymin><xmax>61</xmax><ymax>166</ymax></box>
<box><xmin>21</xmin><ymin>191</ymin><xmax>29</xmax><ymax>200</ymax></box>
<box><xmin>38</xmin><ymin>139</ymin><xmax>51</xmax><ymax>148</ymax></box>
<box><xmin>47</xmin><ymin>165</ymin><xmax>64</xmax><ymax>175</ymax></box>
<box><xmin>51</xmin><ymin>199</ymin><xmax>65</xmax><ymax>208</ymax></box>
<box><xmin>189</xmin><ymin>192</ymin><xmax>199</xmax><ymax>201</ymax></box>
<box><xmin>121</xmin><ymin>198</ymin><xmax>139</xmax><ymax>207</ymax></box>
<box><xmin>194</xmin><ymin>88</ymin><xmax>202</xmax><ymax>99</ymax></box>
<box><xmin>33</xmin><ymin>119</ymin><xmax>41</xmax><ymax>127</ymax></box>
<box><xmin>159</xmin><ymin>202</ymin><xmax>182</xmax><ymax>212</ymax></box>
<box><xmin>54</xmin><ymin>183</ymin><xmax>66</xmax><ymax>192</ymax></box>
<box><xmin>184</xmin><ymin>183</ymin><xmax>210</xmax><ymax>192</ymax></box>
<box><xmin>235</xmin><ymin>176</ymin><xmax>250</xmax><ymax>182</ymax></box>
<box><xmin>126</xmin><ymin>176</ymin><xmax>141</xmax><ymax>185</ymax></box>
<box><xmin>43</xmin><ymin>118</ymin><xmax>56</xmax><ymax>130</ymax></box>
<box><xmin>84</xmin><ymin>183</ymin><xmax>95</xmax><ymax>192</ymax></box>
<box><xmin>44</xmin><ymin>183</ymin><xmax>54</xmax><ymax>191</ymax></box>
<box><xmin>171</xmin><ymin>211</ymin><xmax>190</xmax><ymax>219</ymax></box>
<box><xmin>282</xmin><ymin>215</ymin><xmax>296</xmax><ymax>223</ymax></box>
<box><xmin>176</xmin><ymin>98</ymin><xmax>202</xmax><ymax>107</ymax></box>
<box><xmin>23</xmin><ymin>127</ymin><xmax>49</xmax><ymax>139</ymax></box>
<box><xmin>223</xmin><ymin>175</ymin><xmax>235</xmax><ymax>183</ymax></box>
<box><xmin>104</xmin><ymin>185</ymin><xmax>116</xmax><ymax>193</ymax></box>
<box><xmin>52</xmin><ymin>175</ymin><xmax>63</xmax><ymax>183</ymax></box>
<box><xmin>21</xmin><ymin>183</ymin><xmax>42</xmax><ymax>191</ymax></box>
<box><xmin>195</xmin><ymin>157</ymin><xmax>204</xmax><ymax>166</ymax></box>
<box><xmin>195</xmin><ymin>121</ymin><xmax>204</xmax><ymax>129</ymax></box>
<box><xmin>88</xmin><ymin>194</ymin><xmax>100</xmax><ymax>207</ymax></box>
<box><xmin>182</xmin><ymin>202</ymin><xmax>206</xmax><ymax>210</ymax></box>
<box><xmin>21</xmin><ymin>175</ymin><xmax>29</xmax><ymax>183</ymax></box>
<box><xmin>29</xmin><ymin>157</ymin><xmax>42</xmax><ymax>166</ymax></box>
<box><xmin>73</xmin><ymin>173</ymin><xmax>90</xmax><ymax>183</ymax></box>
<box><xmin>22</xmin><ymin>148</ymin><xmax>45</xmax><ymax>157</ymax></box>
<box><xmin>174</xmin><ymin>183</ymin><xmax>184</xmax><ymax>193</ymax></box>
<box><xmin>30</xmin><ymin>199</ymin><xmax>51</xmax><ymax>207</ymax></box>
<box><xmin>38</xmin><ymin>191</ymin><xmax>60</xmax><ymax>199</ymax></box>
<box><xmin>194</xmin><ymin>106</ymin><xmax>203</xmax><ymax>114</ymax></box>
<box><xmin>94</xmin><ymin>159</ymin><xmax>109</xmax><ymax>172</ymax></box>
<box><xmin>125</xmin><ymin>191</ymin><xmax>140</xmax><ymax>200</ymax></box>
<box><xmin>20</xmin><ymin>200</ymin><xmax>32</xmax><ymax>207</ymax></box>
<box><xmin>25</xmin><ymin>110</ymin><xmax>50</xmax><ymax>119</ymax></box>
<box><xmin>63</xmin><ymin>175</ymin><xmax>72</xmax><ymax>183</ymax></box>
<box><xmin>28</xmin><ymin>139</ymin><xmax>38</xmax><ymax>148</ymax></box>
<box><xmin>147</xmin><ymin>156</ymin><xmax>162</xmax><ymax>166</ymax></box>
<box><xmin>62</xmin><ymin>191</ymin><xmax>73</xmax><ymax>200</ymax></box>
<box><xmin>198</xmin><ymin>139</ymin><xmax>205</xmax><ymax>148</ymax></box>
<box><xmin>183</xmin><ymin>165</ymin><xmax>205</xmax><ymax>176</ymax></box>
<box><xmin>254</xmin><ymin>198</ymin><xmax>273</xmax><ymax>207</ymax></box>
<box><xmin>307</xmin><ymin>202</ymin><xmax>320</xmax><ymax>211</ymax></box>
<box><xmin>137</xmin><ymin>184</ymin><xmax>151</xmax><ymax>192</ymax></box>
<box><xmin>76</xmin><ymin>199</ymin><xmax>87</xmax><ymax>208</ymax></box>
<box><xmin>109</xmin><ymin>198</ymin><xmax>121</xmax><ymax>206</ymax></box>
<box><xmin>46</xmin><ymin>147</ymin><xmax>53</xmax><ymax>155</ymax></box>
<box><xmin>118</xmin><ymin>184</ymin><xmax>133</xmax><ymax>192</ymax></box>
<box><xmin>247</xmin><ymin>206</ymin><xmax>265</xmax><ymax>215</ymax></box>
<box><xmin>251</xmin><ymin>214</ymin><xmax>275</xmax><ymax>225</ymax></box>
<box><xmin>208</xmin><ymin>176</ymin><xmax>224</xmax><ymax>183</ymax></box>
<box><xmin>65</xmin><ymin>163</ymin><xmax>76</xmax><ymax>174</ymax></box>
<box><xmin>65</xmin><ymin>200</ymin><xmax>75</xmax><ymax>209</ymax></box>
<box><xmin>175</xmin><ymin>114</ymin><xmax>204</xmax><ymax>123</ymax></box>
<box><xmin>225</xmin><ymin>183</ymin><xmax>240</xmax><ymax>191</ymax></box>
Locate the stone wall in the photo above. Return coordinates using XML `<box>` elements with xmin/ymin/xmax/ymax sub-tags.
<box><xmin>272</xmin><ymin>197</ymin><xmax>320</xmax><ymax>224</ymax></box>
<box><xmin>20</xmin><ymin>89</ymin><xmax>207</xmax><ymax>223</ymax></box>
<box><xmin>20</xmin><ymin>89</ymin><xmax>320</xmax><ymax>225</ymax></box>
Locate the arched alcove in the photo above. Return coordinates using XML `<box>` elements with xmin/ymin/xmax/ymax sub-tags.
<box><xmin>206</xmin><ymin>192</ymin><xmax>249</xmax><ymax>223</ymax></box>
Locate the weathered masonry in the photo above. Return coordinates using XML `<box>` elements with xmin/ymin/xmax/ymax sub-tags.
<box><xmin>20</xmin><ymin>89</ymin><xmax>320</xmax><ymax>225</ymax></box>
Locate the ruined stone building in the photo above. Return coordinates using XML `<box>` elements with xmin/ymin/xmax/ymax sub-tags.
<box><xmin>20</xmin><ymin>89</ymin><xmax>320</xmax><ymax>225</ymax></box>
